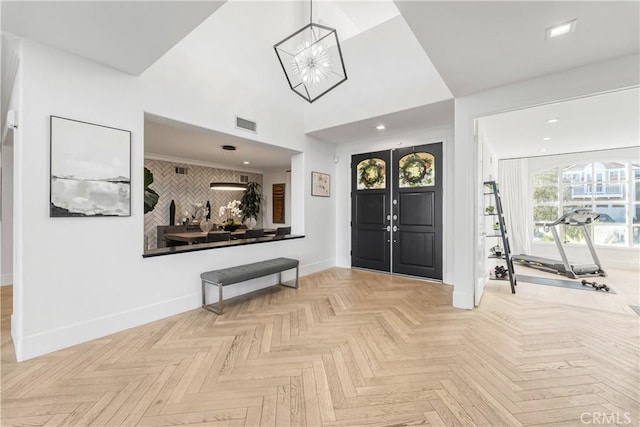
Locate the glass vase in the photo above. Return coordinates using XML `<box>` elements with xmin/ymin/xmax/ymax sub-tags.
<box><xmin>200</xmin><ymin>219</ymin><xmax>212</xmax><ymax>233</ymax></box>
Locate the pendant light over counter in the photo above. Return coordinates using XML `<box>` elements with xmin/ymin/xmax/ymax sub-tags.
<box><xmin>273</xmin><ymin>0</ymin><xmax>347</xmax><ymax>103</ymax></box>
<box><xmin>210</xmin><ymin>145</ymin><xmax>247</xmax><ymax>191</ymax></box>
<box><xmin>210</xmin><ymin>182</ymin><xmax>246</xmax><ymax>191</ymax></box>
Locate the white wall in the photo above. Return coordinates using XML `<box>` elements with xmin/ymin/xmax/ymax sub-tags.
<box><xmin>476</xmin><ymin>127</ymin><xmax>499</xmax><ymax>304</ymax></box>
<box><xmin>1</xmin><ymin>144</ymin><xmax>13</xmax><ymax>286</ymax></box>
<box><xmin>12</xmin><ymin>1</ymin><xmax>338</xmax><ymax>361</ymax></box>
<box><xmin>1</xmin><ymin>42</ymin><xmax>20</xmax><ymax>287</ymax></box>
<box><xmin>453</xmin><ymin>54</ymin><xmax>640</xmax><ymax>309</ymax></box>
<box><xmin>333</xmin><ymin>125</ymin><xmax>455</xmax><ymax>286</ymax></box>
<box><xmin>140</xmin><ymin>1</ymin><xmax>306</xmax><ymax>151</ymax></box>
<box><xmin>304</xmin><ymin>16</ymin><xmax>452</xmax><ymax>133</ymax></box>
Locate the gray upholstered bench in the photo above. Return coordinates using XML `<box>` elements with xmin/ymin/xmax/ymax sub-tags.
<box><xmin>201</xmin><ymin>257</ymin><xmax>299</xmax><ymax>314</ymax></box>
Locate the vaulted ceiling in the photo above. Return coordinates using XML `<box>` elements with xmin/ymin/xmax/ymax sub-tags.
<box><xmin>1</xmin><ymin>0</ymin><xmax>226</xmax><ymax>75</ymax></box>
<box><xmin>396</xmin><ymin>1</ymin><xmax>640</xmax><ymax>96</ymax></box>
<box><xmin>2</xmin><ymin>1</ymin><xmax>638</xmax><ymax>165</ymax></box>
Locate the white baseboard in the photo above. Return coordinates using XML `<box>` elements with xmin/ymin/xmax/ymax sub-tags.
<box><xmin>13</xmin><ymin>293</ymin><xmax>199</xmax><ymax>362</ymax></box>
<box><xmin>12</xmin><ymin>259</ymin><xmax>338</xmax><ymax>361</ymax></box>
<box><xmin>1</xmin><ymin>273</ymin><xmax>12</xmax><ymax>286</ymax></box>
<box><xmin>335</xmin><ymin>256</ymin><xmax>350</xmax><ymax>269</ymax></box>
<box><xmin>11</xmin><ymin>314</ymin><xmax>21</xmax><ymax>358</ymax></box>
<box><xmin>475</xmin><ymin>276</ymin><xmax>488</xmax><ymax>306</ymax></box>
<box><xmin>453</xmin><ymin>289</ymin><xmax>474</xmax><ymax>310</ymax></box>
<box><xmin>301</xmin><ymin>258</ymin><xmax>336</xmax><ymax>276</ymax></box>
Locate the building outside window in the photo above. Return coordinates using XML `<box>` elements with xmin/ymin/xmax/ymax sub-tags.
<box><xmin>532</xmin><ymin>161</ymin><xmax>639</xmax><ymax>247</ymax></box>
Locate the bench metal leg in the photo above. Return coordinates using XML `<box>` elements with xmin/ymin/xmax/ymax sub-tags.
<box><xmin>202</xmin><ymin>279</ymin><xmax>206</xmax><ymax>307</ymax></box>
<box><xmin>202</xmin><ymin>280</ymin><xmax>224</xmax><ymax>315</ymax></box>
<box><xmin>279</xmin><ymin>266</ymin><xmax>299</xmax><ymax>289</ymax></box>
<box><xmin>217</xmin><ymin>282</ymin><xmax>224</xmax><ymax>314</ymax></box>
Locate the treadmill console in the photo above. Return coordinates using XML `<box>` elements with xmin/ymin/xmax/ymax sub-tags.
<box><xmin>536</xmin><ymin>209</ymin><xmax>600</xmax><ymax>227</ymax></box>
<box><xmin>562</xmin><ymin>209</ymin><xmax>600</xmax><ymax>225</ymax></box>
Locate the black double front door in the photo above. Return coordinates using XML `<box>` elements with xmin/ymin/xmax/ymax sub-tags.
<box><xmin>351</xmin><ymin>143</ymin><xmax>443</xmax><ymax>280</ymax></box>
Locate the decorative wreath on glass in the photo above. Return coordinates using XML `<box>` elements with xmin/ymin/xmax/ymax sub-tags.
<box><xmin>357</xmin><ymin>158</ymin><xmax>386</xmax><ymax>190</ymax></box>
<box><xmin>398</xmin><ymin>152</ymin><xmax>434</xmax><ymax>188</ymax></box>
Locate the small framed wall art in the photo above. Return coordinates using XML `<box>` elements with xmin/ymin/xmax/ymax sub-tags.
<box><xmin>311</xmin><ymin>171</ymin><xmax>330</xmax><ymax>197</ymax></box>
<box><xmin>272</xmin><ymin>183</ymin><xmax>286</xmax><ymax>223</ymax></box>
<box><xmin>50</xmin><ymin>116</ymin><xmax>131</xmax><ymax>217</ymax></box>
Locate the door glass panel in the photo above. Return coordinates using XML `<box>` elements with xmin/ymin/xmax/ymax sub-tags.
<box><xmin>356</xmin><ymin>158</ymin><xmax>386</xmax><ymax>190</ymax></box>
<box><xmin>398</xmin><ymin>152</ymin><xmax>435</xmax><ymax>188</ymax></box>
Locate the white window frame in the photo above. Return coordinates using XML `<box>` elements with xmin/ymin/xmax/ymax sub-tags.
<box><xmin>532</xmin><ymin>161</ymin><xmax>638</xmax><ymax>248</ymax></box>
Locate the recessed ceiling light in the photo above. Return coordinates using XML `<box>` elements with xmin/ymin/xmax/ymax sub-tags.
<box><xmin>546</xmin><ymin>19</ymin><xmax>577</xmax><ymax>39</ymax></box>
<box><xmin>376</xmin><ymin>124</ymin><xmax>386</xmax><ymax>131</ymax></box>
<box><xmin>542</xmin><ymin>137</ymin><xmax>551</xmax><ymax>141</ymax></box>
<box><xmin>243</xmin><ymin>161</ymin><xmax>250</xmax><ymax>165</ymax></box>
<box><xmin>546</xmin><ymin>118</ymin><xmax>560</xmax><ymax>124</ymax></box>
<box><xmin>539</xmin><ymin>149</ymin><xmax>547</xmax><ymax>153</ymax></box>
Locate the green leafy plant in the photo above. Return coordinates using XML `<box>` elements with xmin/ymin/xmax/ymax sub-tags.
<box><xmin>144</xmin><ymin>167</ymin><xmax>159</xmax><ymax>214</ymax></box>
<box><xmin>239</xmin><ymin>182</ymin><xmax>262</xmax><ymax>222</ymax></box>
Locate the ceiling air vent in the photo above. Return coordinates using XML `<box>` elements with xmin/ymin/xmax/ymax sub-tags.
<box><xmin>175</xmin><ymin>166</ymin><xmax>188</xmax><ymax>175</ymax></box>
<box><xmin>236</xmin><ymin>116</ymin><xmax>257</xmax><ymax>133</ymax></box>
<box><xmin>240</xmin><ymin>174</ymin><xmax>249</xmax><ymax>183</ymax></box>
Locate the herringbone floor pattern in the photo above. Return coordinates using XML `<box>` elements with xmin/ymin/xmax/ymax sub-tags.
<box><xmin>1</xmin><ymin>268</ymin><xmax>639</xmax><ymax>426</ymax></box>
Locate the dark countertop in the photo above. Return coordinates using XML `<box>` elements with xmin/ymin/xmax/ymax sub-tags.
<box><xmin>142</xmin><ymin>234</ymin><xmax>305</xmax><ymax>258</ymax></box>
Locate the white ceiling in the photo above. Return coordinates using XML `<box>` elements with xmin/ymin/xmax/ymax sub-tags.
<box><xmin>396</xmin><ymin>1</ymin><xmax>640</xmax><ymax>96</ymax></box>
<box><xmin>144</xmin><ymin>115</ymin><xmax>299</xmax><ymax>171</ymax></box>
<box><xmin>1</xmin><ymin>1</ymin><xmax>225</xmax><ymax>75</ymax></box>
<box><xmin>479</xmin><ymin>87</ymin><xmax>640</xmax><ymax>160</ymax></box>
<box><xmin>2</xmin><ymin>1</ymin><xmax>639</xmax><ymax>163</ymax></box>
<box><xmin>309</xmin><ymin>99</ymin><xmax>454</xmax><ymax>144</ymax></box>
<box><xmin>316</xmin><ymin>0</ymin><xmax>400</xmax><ymax>41</ymax></box>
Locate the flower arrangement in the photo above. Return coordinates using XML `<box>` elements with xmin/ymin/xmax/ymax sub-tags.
<box><xmin>182</xmin><ymin>203</ymin><xmax>208</xmax><ymax>225</ymax></box>
<box><xmin>219</xmin><ymin>200</ymin><xmax>242</xmax><ymax>227</ymax></box>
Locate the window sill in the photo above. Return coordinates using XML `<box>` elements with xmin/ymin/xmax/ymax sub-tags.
<box><xmin>142</xmin><ymin>234</ymin><xmax>305</xmax><ymax>258</ymax></box>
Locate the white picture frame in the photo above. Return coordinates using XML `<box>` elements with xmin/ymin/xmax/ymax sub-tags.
<box><xmin>311</xmin><ymin>171</ymin><xmax>330</xmax><ymax>197</ymax></box>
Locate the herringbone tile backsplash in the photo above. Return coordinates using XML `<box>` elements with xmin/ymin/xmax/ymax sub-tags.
<box><xmin>144</xmin><ymin>159</ymin><xmax>262</xmax><ymax>249</ymax></box>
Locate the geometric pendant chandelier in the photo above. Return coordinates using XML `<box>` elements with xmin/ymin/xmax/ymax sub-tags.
<box><xmin>273</xmin><ymin>0</ymin><xmax>347</xmax><ymax>103</ymax></box>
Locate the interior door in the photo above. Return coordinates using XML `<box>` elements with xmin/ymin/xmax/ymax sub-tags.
<box><xmin>392</xmin><ymin>143</ymin><xmax>443</xmax><ymax>279</ymax></box>
<box><xmin>351</xmin><ymin>151</ymin><xmax>391</xmax><ymax>271</ymax></box>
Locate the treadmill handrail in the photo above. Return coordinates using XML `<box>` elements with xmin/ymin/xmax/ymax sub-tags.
<box><xmin>535</xmin><ymin>209</ymin><xmax>600</xmax><ymax>227</ymax></box>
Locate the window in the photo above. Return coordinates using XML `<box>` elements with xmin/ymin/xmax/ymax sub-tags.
<box><xmin>532</xmin><ymin>161</ymin><xmax>638</xmax><ymax>248</ymax></box>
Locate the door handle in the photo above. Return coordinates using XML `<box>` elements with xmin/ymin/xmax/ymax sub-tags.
<box><xmin>384</xmin><ymin>226</ymin><xmax>391</xmax><ymax>231</ymax></box>
<box><xmin>393</xmin><ymin>225</ymin><xmax>398</xmax><ymax>232</ymax></box>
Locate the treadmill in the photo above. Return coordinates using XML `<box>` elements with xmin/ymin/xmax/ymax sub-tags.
<box><xmin>511</xmin><ymin>209</ymin><xmax>606</xmax><ymax>279</ymax></box>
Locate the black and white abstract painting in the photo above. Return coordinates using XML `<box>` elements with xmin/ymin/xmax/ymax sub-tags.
<box><xmin>50</xmin><ymin>116</ymin><xmax>131</xmax><ymax>217</ymax></box>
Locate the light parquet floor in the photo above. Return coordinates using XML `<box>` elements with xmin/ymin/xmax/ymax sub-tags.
<box><xmin>1</xmin><ymin>268</ymin><xmax>639</xmax><ymax>426</ymax></box>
